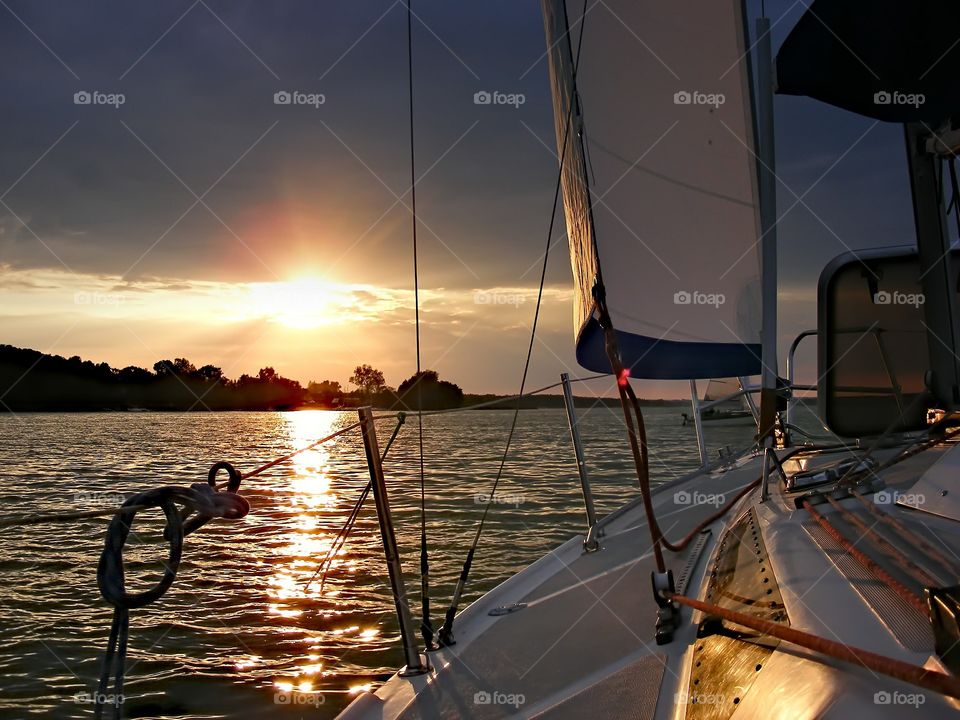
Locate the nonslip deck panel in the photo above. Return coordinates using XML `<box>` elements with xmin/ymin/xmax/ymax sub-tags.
<box><xmin>804</xmin><ymin>521</ymin><xmax>933</xmax><ymax>651</ymax></box>
<box><xmin>532</xmin><ymin>653</ymin><xmax>666</xmax><ymax>720</ymax></box>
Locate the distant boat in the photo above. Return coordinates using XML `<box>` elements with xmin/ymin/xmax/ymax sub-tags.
<box><xmin>681</xmin><ymin>378</ymin><xmax>755</xmax><ymax>426</ymax></box>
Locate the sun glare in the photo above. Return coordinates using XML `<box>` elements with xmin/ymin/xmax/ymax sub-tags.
<box><xmin>249</xmin><ymin>277</ymin><xmax>338</xmax><ymax>329</ymax></box>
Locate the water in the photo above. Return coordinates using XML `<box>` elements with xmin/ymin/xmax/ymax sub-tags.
<box><xmin>0</xmin><ymin>406</ymin><xmax>759</xmax><ymax>718</ymax></box>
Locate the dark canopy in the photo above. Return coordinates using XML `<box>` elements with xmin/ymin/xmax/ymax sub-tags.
<box><xmin>776</xmin><ymin>0</ymin><xmax>960</xmax><ymax>122</ymax></box>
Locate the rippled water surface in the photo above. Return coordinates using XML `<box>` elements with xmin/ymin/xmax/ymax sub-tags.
<box><xmin>0</xmin><ymin>407</ymin><xmax>760</xmax><ymax>718</ymax></box>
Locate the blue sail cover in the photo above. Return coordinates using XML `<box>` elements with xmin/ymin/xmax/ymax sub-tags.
<box><xmin>541</xmin><ymin>0</ymin><xmax>763</xmax><ymax>378</ymax></box>
<box><xmin>777</xmin><ymin>1</ymin><xmax>960</xmax><ymax>123</ymax></box>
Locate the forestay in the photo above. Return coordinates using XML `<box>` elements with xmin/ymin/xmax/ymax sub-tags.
<box><xmin>541</xmin><ymin>0</ymin><xmax>763</xmax><ymax>379</ymax></box>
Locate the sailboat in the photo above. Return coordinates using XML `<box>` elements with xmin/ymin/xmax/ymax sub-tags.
<box><xmin>682</xmin><ymin>379</ymin><xmax>756</xmax><ymax>426</ymax></box>
<box><xmin>340</xmin><ymin>1</ymin><xmax>960</xmax><ymax>718</ymax></box>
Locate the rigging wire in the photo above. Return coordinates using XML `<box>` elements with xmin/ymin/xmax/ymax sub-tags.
<box><xmin>436</xmin><ymin>0</ymin><xmax>592</xmax><ymax>647</ymax></box>
<box><xmin>303</xmin><ymin>413</ymin><xmax>407</xmax><ymax>593</ymax></box>
<box><xmin>371</xmin><ymin>373</ymin><xmax>608</xmax><ymax>419</ymax></box>
<box><xmin>404</xmin><ymin>0</ymin><xmax>435</xmax><ymax>650</ymax></box>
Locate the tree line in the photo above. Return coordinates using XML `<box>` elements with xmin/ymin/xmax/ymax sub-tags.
<box><xmin>0</xmin><ymin>345</ymin><xmax>465</xmax><ymax>412</ymax></box>
<box><xmin>0</xmin><ymin>344</ymin><xmax>682</xmax><ymax>413</ymax></box>
<box><xmin>0</xmin><ymin>345</ymin><xmax>307</xmax><ymax>411</ymax></box>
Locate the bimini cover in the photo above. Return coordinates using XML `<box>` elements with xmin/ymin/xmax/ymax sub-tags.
<box><xmin>541</xmin><ymin>0</ymin><xmax>762</xmax><ymax>379</ymax></box>
<box><xmin>777</xmin><ymin>0</ymin><xmax>960</xmax><ymax>123</ymax></box>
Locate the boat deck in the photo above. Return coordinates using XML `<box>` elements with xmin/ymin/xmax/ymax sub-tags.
<box><xmin>340</xmin><ymin>438</ymin><xmax>960</xmax><ymax>719</ymax></box>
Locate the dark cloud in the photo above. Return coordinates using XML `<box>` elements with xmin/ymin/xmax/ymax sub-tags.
<box><xmin>0</xmin><ymin>1</ymin><xmax>931</xmax><ymax>393</ymax></box>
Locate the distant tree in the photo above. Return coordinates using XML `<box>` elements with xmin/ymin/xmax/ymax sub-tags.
<box><xmin>350</xmin><ymin>364</ymin><xmax>385</xmax><ymax>396</ymax></box>
<box><xmin>198</xmin><ymin>364</ymin><xmax>224</xmax><ymax>383</ymax></box>
<box><xmin>308</xmin><ymin>380</ymin><xmax>343</xmax><ymax>406</ymax></box>
<box><xmin>173</xmin><ymin>358</ymin><xmax>197</xmax><ymax>375</ymax></box>
<box><xmin>258</xmin><ymin>367</ymin><xmax>277</xmax><ymax>382</ymax></box>
<box><xmin>398</xmin><ymin>370</ymin><xmax>439</xmax><ymax>394</ymax></box>
<box><xmin>397</xmin><ymin>369</ymin><xmax>463</xmax><ymax>410</ymax></box>
<box><xmin>309</xmin><ymin>380</ymin><xmax>342</xmax><ymax>394</ymax></box>
<box><xmin>153</xmin><ymin>359</ymin><xmax>176</xmax><ymax>376</ymax></box>
<box><xmin>117</xmin><ymin>365</ymin><xmax>153</xmax><ymax>383</ymax></box>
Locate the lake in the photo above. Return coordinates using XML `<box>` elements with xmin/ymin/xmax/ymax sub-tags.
<box><xmin>0</xmin><ymin>405</ymin><xmax>772</xmax><ymax>718</ymax></box>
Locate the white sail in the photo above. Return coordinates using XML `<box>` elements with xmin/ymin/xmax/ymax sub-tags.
<box><xmin>703</xmin><ymin>378</ymin><xmax>749</xmax><ymax>411</ymax></box>
<box><xmin>542</xmin><ymin>0</ymin><xmax>763</xmax><ymax>379</ymax></box>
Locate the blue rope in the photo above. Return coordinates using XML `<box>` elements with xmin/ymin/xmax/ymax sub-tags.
<box><xmin>94</xmin><ymin>464</ymin><xmax>249</xmax><ymax>719</ymax></box>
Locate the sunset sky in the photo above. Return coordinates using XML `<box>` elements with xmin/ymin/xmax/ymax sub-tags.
<box><xmin>0</xmin><ymin>1</ymin><xmax>919</xmax><ymax>397</ymax></box>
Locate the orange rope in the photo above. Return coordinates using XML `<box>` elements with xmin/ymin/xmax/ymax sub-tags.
<box><xmin>824</xmin><ymin>495</ymin><xmax>941</xmax><ymax>587</ymax></box>
<box><xmin>669</xmin><ymin>592</ymin><xmax>960</xmax><ymax>700</ymax></box>
<box><xmin>802</xmin><ymin>499</ymin><xmax>926</xmax><ymax>615</ymax></box>
<box><xmin>850</xmin><ymin>490</ymin><xmax>960</xmax><ymax>577</ymax></box>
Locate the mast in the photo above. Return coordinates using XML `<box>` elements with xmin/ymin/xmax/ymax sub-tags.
<box><xmin>906</xmin><ymin>123</ymin><xmax>960</xmax><ymax>408</ymax></box>
<box><xmin>755</xmin><ymin>12</ymin><xmax>779</xmax><ymax>440</ymax></box>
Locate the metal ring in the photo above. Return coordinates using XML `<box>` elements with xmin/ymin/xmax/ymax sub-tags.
<box><xmin>208</xmin><ymin>461</ymin><xmax>242</xmax><ymax>493</ymax></box>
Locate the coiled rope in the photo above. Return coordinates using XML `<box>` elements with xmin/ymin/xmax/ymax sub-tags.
<box><xmin>94</xmin><ymin>463</ymin><xmax>249</xmax><ymax>719</ymax></box>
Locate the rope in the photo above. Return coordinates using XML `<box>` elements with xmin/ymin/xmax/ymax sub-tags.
<box><xmin>823</xmin><ymin>495</ymin><xmax>942</xmax><ymax>586</ymax></box>
<box><xmin>851</xmin><ymin>489</ymin><xmax>960</xmax><ymax>577</ymax></box>
<box><xmin>94</xmin><ymin>470</ymin><xmax>249</xmax><ymax>719</ymax></box>
<box><xmin>242</xmin><ymin>421</ymin><xmax>361</xmax><ymax>480</ymax></box>
<box><xmin>614</xmin><ymin>359</ymin><xmax>818</xmax><ymax>565</ymax></box>
<box><xmin>435</xmin><ymin>0</ymin><xmax>591</xmax><ymax>647</ymax></box>
<box><xmin>667</xmin><ymin>592</ymin><xmax>960</xmax><ymax>701</ymax></box>
<box><xmin>403</xmin><ymin>0</ymin><xmax>434</xmax><ymax>651</ymax></box>
<box><xmin>802</xmin><ymin>499</ymin><xmax>927</xmax><ymax>615</ymax></box>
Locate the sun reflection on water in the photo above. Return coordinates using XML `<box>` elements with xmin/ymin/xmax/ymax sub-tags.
<box><xmin>260</xmin><ymin>411</ymin><xmax>383</xmax><ymax>696</ymax></box>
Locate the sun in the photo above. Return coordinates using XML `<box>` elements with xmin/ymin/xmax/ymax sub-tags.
<box><xmin>248</xmin><ymin>277</ymin><xmax>339</xmax><ymax>329</ymax></box>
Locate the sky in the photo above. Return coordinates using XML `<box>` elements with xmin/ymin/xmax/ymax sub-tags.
<box><xmin>0</xmin><ymin>1</ymin><xmax>922</xmax><ymax>398</ymax></box>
